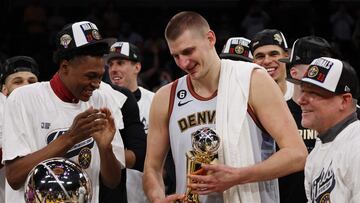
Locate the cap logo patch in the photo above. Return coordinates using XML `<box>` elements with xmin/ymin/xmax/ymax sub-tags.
<box><xmin>235</xmin><ymin>45</ymin><xmax>244</xmax><ymax>54</ymax></box>
<box><xmin>306</xmin><ymin>64</ymin><xmax>330</xmax><ymax>83</ymax></box>
<box><xmin>307</xmin><ymin>66</ymin><xmax>319</xmax><ymax>78</ymax></box>
<box><xmin>92</xmin><ymin>30</ymin><xmax>101</xmax><ymax>40</ymax></box>
<box><xmin>273</xmin><ymin>34</ymin><xmax>283</xmax><ymax>45</ymax></box>
<box><xmin>60</xmin><ymin>34</ymin><xmax>72</xmax><ymax>48</ymax></box>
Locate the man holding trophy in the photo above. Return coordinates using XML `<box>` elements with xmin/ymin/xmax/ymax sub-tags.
<box><xmin>143</xmin><ymin>11</ymin><xmax>308</xmax><ymax>203</ymax></box>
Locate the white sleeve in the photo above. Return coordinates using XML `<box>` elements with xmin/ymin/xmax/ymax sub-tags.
<box><xmin>2</xmin><ymin>93</ymin><xmax>34</xmax><ymax>164</ymax></box>
<box><xmin>110</xmin><ymin>101</ymin><xmax>125</xmax><ymax>168</ymax></box>
<box><xmin>347</xmin><ymin>141</ymin><xmax>360</xmax><ymax>202</ymax></box>
<box><xmin>112</xmin><ymin>128</ymin><xmax>125</xmax><ymax>169</ymax></box>
<box><xmin>304</xmin><ymin>159</ymin><xmax>312</xmax><ymax>203</ymax></box>
<box><xmin>99</xmin><ymin>83</ymin><xmax>126</xmax><ymax>168</ymax></box>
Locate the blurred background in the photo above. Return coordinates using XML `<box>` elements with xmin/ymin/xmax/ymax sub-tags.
<box><xmin>1</xmin><ymin>0</ymin><xmax>359</xmax><ymax>91</ymax></box>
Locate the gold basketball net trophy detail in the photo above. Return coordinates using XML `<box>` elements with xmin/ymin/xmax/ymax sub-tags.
<box><xmin>185</xmin><ymin>127</ymin><xmax>220</xmax><ymax>203</ymax></box>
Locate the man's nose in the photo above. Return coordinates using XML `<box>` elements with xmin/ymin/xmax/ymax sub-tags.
<box><xmin>178</xmin><ymin>55</ymin><xmax>189</xmax><ymax>68</ymax></box>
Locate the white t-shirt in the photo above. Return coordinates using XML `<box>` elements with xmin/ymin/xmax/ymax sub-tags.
<box><xmin>126</xmin><ymin>86</ymin><xmax>154</xmax><ymax>203</ymax></box>
<box><xmin>2</xmin><ymin>82</ymin><xmax>126</xmax><ymax>203</ymax></box>
<box><xmin>305</xmin><ymin>120</ymin><xmax>360</xmax><ymax>202</ymax></box>
<box><xmin>284</xmin><ymin>81</ymin><xmax>294</xmax><ymax>101</ymax></box>
<box><xmin>0</xmin><ymin>93</ymin><xmax>6</xmax><ymax>203</ymax></box>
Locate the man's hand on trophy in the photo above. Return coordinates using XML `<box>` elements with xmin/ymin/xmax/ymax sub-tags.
<box><xmin>152</xmin><ymin>194</ymin><xmax>185</xmax><ymax>203</ymax></box>
<box><xmin>187</xmin><ymin>163</ymin><xmax>240</xmax><ymax>194</ymax></box>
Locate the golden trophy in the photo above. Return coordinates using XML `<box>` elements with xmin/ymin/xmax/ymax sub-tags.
<box><xmin>185</xmin><ymin>127</ymin><xmax>220</xmax><ymax>203</ymax></box>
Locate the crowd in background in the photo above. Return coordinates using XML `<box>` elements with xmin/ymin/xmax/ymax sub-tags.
<box><xmin>1</xmin><ymin>0</ymin><xmax>360</xmax><ymax>91</ymax></box>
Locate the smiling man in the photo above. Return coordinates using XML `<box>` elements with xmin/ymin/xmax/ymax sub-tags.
<box><xmin>1</xmin><ymin>56</ymin><xmax>39</xmax><ymax>96</ymax></box>
<box><xmin>250</xmin><ymin>29</ymin><xmax>293</xmax><ymax>100</ymax></box>
<box><xmin>288</xmin><ymin>57</ymin><xmax>360</xmax><ymax>202</ymax></box>
<box><xmin>106</xmin><ymin>41</ymin><xmax>155</xmax><ymax>203</ymax></box>
<box><xmin>143</xmin><ymin>11</ymin><xmax>307</xmax><ymax>203</ymax></box>
<box><xmin>0</xmin><ymin>55</ymin><xmax>39</xmax><ymax>203</ymax></box>
<box><xmin>2</xmin><ymin>21</ymin><xmax>125</xmax><ymax>203</ymax></box>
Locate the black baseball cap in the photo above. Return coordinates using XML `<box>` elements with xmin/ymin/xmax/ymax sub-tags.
<box><xmin>287</xmin><ymin>57</ymin><xmax>360</xmax><ymax>99</ymax></box>
<box><xmin>0</xmin><ymin>56</ymin><xmax>39</xmax><ymax>84</ymax></box>
<box><xmin>53</xmin><ymin>21</ymin><xmax>116</xmax><ymax>63</ymax></box>
<box><xmin>279</xmin><ymin>36</ymin><xmax>334</xmax><ymax>65</ymax></box>
<box><xmin>219</xmin><ymin>37</ymin><xmax>253</xmax><ymax>62</ymax></box>
<box><xmin>250</xmin><ymin>29</ymin><xmax>288</xmax><ymax>53</ymax></box>
<box><xmin>105</xmin><ymin>42</ymin><xmax>141</xmax><ymax>63</ymax></box>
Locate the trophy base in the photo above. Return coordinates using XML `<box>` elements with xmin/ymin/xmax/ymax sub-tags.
<box><xmin>185</xmin><ymin>190</ymin><xmax>200</xmax><ymax>203</ymax></box>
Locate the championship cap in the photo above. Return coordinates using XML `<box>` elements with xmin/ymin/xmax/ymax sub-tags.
<box><xmin>105</xmin><ymin>42</ymin><xmax>141</xmax><ymax>63</ymax></box>
<box><xmin>250</xmin><ymin>29</ymin><xmax>288</xmax><ymax>53</ymax></box>
<box><xmin>287</xmin><ymin>57</ymin><xmax>360</xmax><ymax>99</ymax></box>
<box><xmin>53</xmin><ymin>21</ymin><xmax>115</xmax><ymax>62</ymax></box>
<box><xmin>279</xmin><ymin>36</ymin><xmax>334</xmax><ymax>65</ymax></box>
<box><xmin>0</xmin><ymin>56</ymin><xmax>39</xmax><ymax>84</ymax></box>
<box><xmin>219</xmin><ymin>37</ymin><xmax>253</xmax><ymax>62</ymax></box>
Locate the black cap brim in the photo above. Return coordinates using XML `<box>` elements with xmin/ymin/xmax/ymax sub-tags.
<box><xmin>104</xmin><ymin>53</ymin><xmax>133</xmax><ymax>63</ymax></box>
<box><xmin>219</xmin><ymin>53</ymin><xmax>253</xmax><ymax>62</ymax></box>
<box><xmin>286</xmin><ymin>77</ymin><xmax>302</xmax><ymax>85</ymax></box>
<box><xmin>278</xmin><ymin>57</ymin><xmax>291</xmax><ymax>64</ymax></box>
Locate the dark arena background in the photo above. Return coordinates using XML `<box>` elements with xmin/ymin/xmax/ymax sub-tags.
<box><xmin>1</xmin><ymin>0</ymin><xmax>360</xmax><ymax>91</ymax></box>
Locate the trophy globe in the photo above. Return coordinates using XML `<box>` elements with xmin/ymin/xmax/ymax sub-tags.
<box><xmin>191</xmin><ymin>127</ymin><xmax>220</xmax><ymax>156</ymax></box>
<box><xmin>24</xmin><ymin>157</ymin><xmax>92</xmax><ymax>203</ymax></box>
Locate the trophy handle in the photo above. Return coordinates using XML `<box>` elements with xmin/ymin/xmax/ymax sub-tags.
<box><xmin>185</xmin><ymin>151</ymin><xmax>201</xmax><ymax>203</ymax></box>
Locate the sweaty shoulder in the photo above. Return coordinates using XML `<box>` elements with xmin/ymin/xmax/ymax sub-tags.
<box><xmin>151</xmin><ymin>82</ymin><xmax>173</xmax><ymax>114</ymax></box>
<box><xmin>153</xmin><ymin>82</ymin><xmax>172</xmax><ymax>100</ymax></box>
<box><xmin>248</xmin><ymin>68</ymin><xmax>284</xmax><ymax>110</ymax></box>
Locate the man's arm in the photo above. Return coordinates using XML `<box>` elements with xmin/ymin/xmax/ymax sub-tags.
<box><xmin>6</xmin><ymin>133</ymin><xmax>76</xmax><ymax>190</ymax></box>
<box><xmin>143</xmin><ymin>84</ymin><xmax>174</xmax><ymax>202</ymax></box>
<box><xmin>92</xmin><ymin>107</ymin><xmax>122</xmax><ymax>188</ymax></box>
<box><xmin>112</xmin><ymin>85</ymin><xmax>147</xmax><ymax>171</ymax></box>
<box><xmin>6</xmin><ymin>107</ymin><xmax>105</xmax><ymax>190</ymax></box>
<box><xmin>247</xmin><ymin>69</ymin><xmax>308</xmax><ymax>180</ymax></box>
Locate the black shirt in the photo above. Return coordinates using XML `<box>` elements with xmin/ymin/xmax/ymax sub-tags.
<box><xmin>99</xmin><ymin>85</ymin><xmax>147</xmax><ymax>203</ymax></box>
<box><xmin>278</xmin><ymin>99</ymin><xmax>313</xmax><ymax>203</ymax></box>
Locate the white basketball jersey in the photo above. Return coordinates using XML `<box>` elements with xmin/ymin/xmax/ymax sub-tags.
<box><xmin>169</xmin><ymin>74</ymin><xmax>279</xmax><ymax>203</ymax></box>
<box><xmin>169</xmin><ymin>75</ymin><xmax>219</xmax><ymax>202</ymax></box>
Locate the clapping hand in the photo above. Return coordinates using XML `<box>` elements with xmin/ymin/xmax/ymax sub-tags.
<box><xmin>89</xmin><ymin>107</ymin><xmax>116</xmax><ymax>149</ymax></box>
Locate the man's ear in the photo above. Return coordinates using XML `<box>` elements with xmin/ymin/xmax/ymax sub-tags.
<box><xmin>134</xmin><ymin>62</ymin><xmax>142</xmax><ymax>74</ymax></box>
<box><xmin>2</xmin><ymin>85</ymin><xmax>8</xmax><ymax>96</ymax></box>
<box><xmin>289</xmin><ymin>67</ymin><xmax>297</xmax><ymax>78</ymax></box>
<box><xmin>341</xmin><ymin>93</ymin><xmax>353</xmax><ymax>110</ymax></box>
<box><xmin>207</xmin><ymin>30</ymin><xmax>216</xmax><ymax>46</ymax></box>
<box><xmin>59</xmin><ymin>59</ymin><xmax>70</xmax><ymax>75</ymax></box>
